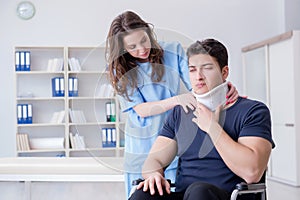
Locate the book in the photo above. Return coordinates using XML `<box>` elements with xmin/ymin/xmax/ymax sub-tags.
<box><xmin>69</xmin><ymin>133</ymin><xmax>75</xmax><ymax>149</ymax></box>
<box><xmin>69</xmin><ymin>132</ymin><xmax>86</xmax><ymax>149</ymax></box>
<box><xmin>74</xmin><ymin>133</ymin><xmax>85</xmax><ymax>150</ymax></box>
<box><xmin>50</xmin><ymin>110</ymin><xmax>65</xmax><ymax>123</ymax></box>
<box><xmin>68</xmin><ymin>57</ymin><xmax>81</xmax><ymax>71</ymax></box>
<box><xmin>96</xmin><ymin>83</ymin><xmax>114</xmax><ymax>97</ymax></box>
<box><xmin>17</xmin><ymin>133</ymin><xmax>30</xmax><ymax>151</ymax></box>
<box><xmin>69</xmin><ymin>109</ymin><xmax>86</xmax><ymax>123</ymax></box>
<box><xmin>47</xmin><ymin>58</ymin><xmax>63</xmax><ymax>71</ymax></box>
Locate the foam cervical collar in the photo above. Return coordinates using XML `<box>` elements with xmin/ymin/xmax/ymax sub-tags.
<box><xmin>192</xmin><ymin>81</ymin><xmax>228</xmax><ymax>111</ymax></box>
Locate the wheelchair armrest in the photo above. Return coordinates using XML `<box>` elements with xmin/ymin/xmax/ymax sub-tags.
<box><xmin>231</xmin><ymin>182</ymin><xmax>266</xmax><ymax>200</ymax></box>
<box><xmin>235</xmin><ymin>182</ymin><xmax>266</xmax><ymax>191</ymax></box>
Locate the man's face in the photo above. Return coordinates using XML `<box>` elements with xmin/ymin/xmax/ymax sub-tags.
<box><xmin>188</xmin><ymin>54</ymin><xmax>228</xmax><ymax>95</ymax></box>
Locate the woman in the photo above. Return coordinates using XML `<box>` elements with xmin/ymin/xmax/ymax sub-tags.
<box><xmin>105</xmin><ymin>11</ymin><xmax>238</xmax><ymax>198</ymax></box>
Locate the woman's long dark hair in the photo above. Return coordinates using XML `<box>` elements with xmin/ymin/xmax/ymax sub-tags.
<box><xmin>106</xmin><ymin>11</ymin><xmax>164</xmax><ymax>100</ymax></box>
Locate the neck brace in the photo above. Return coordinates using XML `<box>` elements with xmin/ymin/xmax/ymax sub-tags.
<box><xmin>192</xmin><ymin>81</ymin><xmax>228</xmax><ymax>111</ymax></box>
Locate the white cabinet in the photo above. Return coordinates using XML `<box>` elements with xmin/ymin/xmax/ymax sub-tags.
<box><xmin>242</xmin><ymin>30</ymin><xmax>300</xmax><ymax>186</ymax></box>
<box><xmin>15</xmin><ymin>46</ymin><xmax>125</xmax><ymax>158</ymax></box>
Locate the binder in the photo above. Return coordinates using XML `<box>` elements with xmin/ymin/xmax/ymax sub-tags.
<box><xmin>52</xmin><ymin>77</ymin><xmax>60</xmax><ymax>97</ymax></box>
<box><xmin>17</xmin><ymin>104</ymin><xmax>23</xmax><ymax>124</ymax></box>
<box><xmin>73</xmin><ymin>77</ymin><xmax>78</xmax><ymax>96</ymax></box>
<box><xmin>111</xmin><ymin>102</ymin><xmax>116</xmax><ymax>122</ymax></box>
<box><xmin>68</xmin><ymin>77</ymin><xmax>78</xmax><ymax>97</ymax></box>
<box><xmin>102</xmin><ymin>128</ymin><xmax>107</xmax><ymax>147</ymax></box>
<box><xmin>112</xmin><ymin>128</ymin><xmax>116</xmax><ymax>147</ymax></box>
<box><xmin>107</xmin><ymin>128</ymin><xmax>112</xmax><ymax>147</ymax></box>
<box><xmin>15</xmin><ymin>51</ymin><xmax>21</xmax><ymax>71</ymax></box>
<box><xmin>22</xmin><ymin>104</ymin><xmax>27</xmax><ymax>124</ymax></box>
<box><xmin>106</xmin><ymin>102</ymin><xmax>116</xmax><ymax>122</ymax></box>
<box><xmin>68</xmin><ymin>77</ymin><xmax>73</xmax><ymax>96</ymax></box>
<box><xmin>59</xmin><ymin>77</ymin><xmax>64</xmax><ymax>96</ymax></box>
<box><xmin>27</xmin><ymin>104</ymin><xmax>32</xmax><ymax>123</ymax></box>
<box><xmin>20</xmin><ymin>51</ymin><xmax>25</xmax><ymax>71</ymax></box>
<box><xmin>101</xmin><ymin>128</ymin><xmax>116</xmax><ymax>148</ymax></box>
<box><xmin>25</xmin><ymin>51</ymin><xmax>30</xmax><ymax>71</ymax></box>
<box><xmin>52</xmin><ymin>77</ymin><xmax>64</xmax><ymax>97</ymax></box>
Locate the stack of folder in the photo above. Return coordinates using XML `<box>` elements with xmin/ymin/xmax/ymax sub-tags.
<box><xmin>16</xmin><ymin>133</ymin><xmax>30</xmax><ymax>151</ymax></box>
<box><xmin>15</xmin><ymin>51</ymin><xmax>30</xmax><ymax>71</ymax></box>
<box><xmin>68</xmin><ymin>77</ymin><xmax>78</xmax><ymax>97</ymax></box>
<box><xmin>101</xmin><ymin>128</ymin><xmax>116</xmax><ymax>148</ymax></box>
<box><xmin>47</xmin><ymin>58</ymin><xmax>64</xmax><ymax>71</ymax></box>
<box><xmin>51</xmin><ymin>77</ymin><xmax>65</xmax><ymax>97</ymax></box>
<box><xmin>68</xmin><ymin>57</ymin><xmax>81</xmax><ymax>71</ymax></box>
<box><xmin>106</xmin><ymin>102</ymin><xmax>116</xmax><ymax>122</ymax></box>
<box><xmin>17</xmin><ymin>104</ymin><xmax>32</xmax><ymax>124</ymax></box>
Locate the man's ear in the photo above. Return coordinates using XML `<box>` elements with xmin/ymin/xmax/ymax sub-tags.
<box><xmin>222</xmin><ymin>66</ymin><xmax>229</xmax><ymax>80</ymax></box>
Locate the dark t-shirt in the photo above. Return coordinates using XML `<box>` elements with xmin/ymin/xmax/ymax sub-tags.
<box><xmin>159</xmin><ymin>97</ymin><xmax>275</xmax><ymax>193</ymax></box>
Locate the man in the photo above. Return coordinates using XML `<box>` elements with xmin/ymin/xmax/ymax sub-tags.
<box><xmin>129</xmin><ymin>39</ymin><xmax>275</xmax><ymax>200</ymax></box>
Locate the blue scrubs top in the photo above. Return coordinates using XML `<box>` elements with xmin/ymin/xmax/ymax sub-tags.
<box><xmin>118</xmin><ymin>41</ymin><xmax>191</xmax><ymax>188</ymax></box>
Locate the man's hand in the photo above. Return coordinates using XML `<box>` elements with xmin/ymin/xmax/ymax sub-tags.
<box><xmin>136</xmin><ymin>172</ymin><xmax>171</xmax><ymax>196</ymax></box>
<box><xmin>192</xmin><ymin>103</ymin><xmax>222</xmax><ymax>136</ymax></box>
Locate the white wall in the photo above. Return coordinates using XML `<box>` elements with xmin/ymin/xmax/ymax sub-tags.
<box><xmin>284</xmin><ymin>0</ymin><xmax>300</xmax><ymax>31</ymax></box>
<box><xmin>0</xmin><ymin>0</ymin><xmax>289</xmax><ymax>156</ymax></box>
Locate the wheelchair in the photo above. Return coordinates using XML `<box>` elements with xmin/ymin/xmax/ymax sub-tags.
<box><xmin>130</xmin><ymin>172</ymin><xmax>267</xmax><ymax>200</ymax></box>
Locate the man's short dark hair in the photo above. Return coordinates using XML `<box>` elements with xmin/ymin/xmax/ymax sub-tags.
<box><xmin>187</xmin><ymin>39</ymin><xmax>228</xmax><ymax>70</ymax></box>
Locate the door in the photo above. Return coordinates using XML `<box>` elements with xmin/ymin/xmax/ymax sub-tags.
<box><xmin>268</xmin><ymin>38</ymin><xmax>297</xmax><ymax>184</ymax></box>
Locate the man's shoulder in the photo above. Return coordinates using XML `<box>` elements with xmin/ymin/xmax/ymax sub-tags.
<box><xmin>234</xmin><ymin>97</ymin><xmax>270</xmax><ymax>113</ymax></box>
<box><xmin>238</xmin><ymin>97</ymin><xmax>268</xmax><ymax>107</ymax></box>
<box><xmin>169</xmin><ymin>105</ymin><xmax>195</xmax><ymax>122</ymax></box>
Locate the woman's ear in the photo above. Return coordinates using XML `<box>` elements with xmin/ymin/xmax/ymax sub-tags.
<box><xmin>222</xmin><ymin>66</ymin><xmax>229</xmax><ymax>80</ymax></box>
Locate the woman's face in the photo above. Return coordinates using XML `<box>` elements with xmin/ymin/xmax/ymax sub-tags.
<box><xmin>123</xmin><ymin>29</ymin><xmax>151</xmax><ymax>62</ymax></box>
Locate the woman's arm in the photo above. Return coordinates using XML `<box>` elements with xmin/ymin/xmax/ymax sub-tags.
<box><xmin>133</xmin><ymin>82</ymin><xmax>239</xmax><ymax>118</ymax></box>
<box><xmin>133</xmin><ymin>93</ymin><xmax>196</xmax><ymax>118</ymax></box>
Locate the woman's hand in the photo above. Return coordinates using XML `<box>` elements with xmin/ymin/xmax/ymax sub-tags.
<box><xmin>136</xmin><ymin>172</ymin><xmax>171</xmax><ymax>196</ymax></box>
<box><xmin>226</xmin><ymin>82</ymin><xmax>239</xmax><ymax>105</ymax></box>
<box><xmin>174</xmin><ymin>93</ymin><xmax>197</xmax><ymax>113</ymax></box>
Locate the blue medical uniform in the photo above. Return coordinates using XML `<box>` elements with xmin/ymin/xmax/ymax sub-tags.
<box><xmin>118</xmin><ymin>42</ymin><xmax>191</xmax><ymax>198</ymax></box>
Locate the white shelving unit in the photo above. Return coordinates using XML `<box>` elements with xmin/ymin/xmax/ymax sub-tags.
<box><xmin>15</xmin><ymin>46</ymin><xmax>125</xmax><ymax>158</ymax></box>
<box><xmin>242</xmin><ymin>30</ymin><xmax>300</xmax><ymax>186</ymax></box>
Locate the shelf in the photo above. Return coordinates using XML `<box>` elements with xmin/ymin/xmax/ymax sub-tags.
<box><xmin>15</xmin><ymin>46</ymin><xmax>124</xmax><ymax>158</ymax></box>
<box><xmin>68</xmin><ymin>71</ymin><xmax>108</xmax><ymax>74</ymax></box>
<box><xmin>17</xmin><ymin>123</ymin><xmax>65</xmax><ymax>127</ymax></box>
